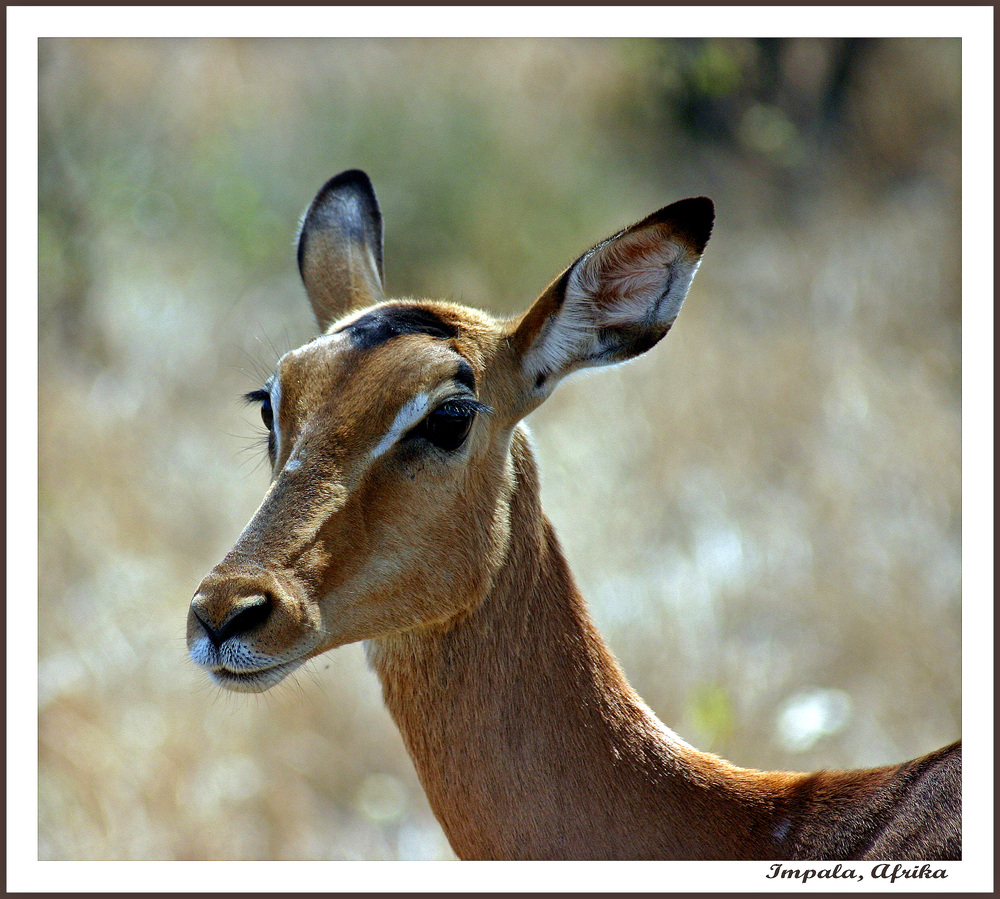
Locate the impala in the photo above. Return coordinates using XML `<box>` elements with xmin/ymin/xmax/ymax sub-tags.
<box><xmin>187</xmin><ymin>170</ymin><xmax>961</xmax><ymax>860</ymax></box>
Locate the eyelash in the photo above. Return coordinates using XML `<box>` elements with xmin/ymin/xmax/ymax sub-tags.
<box><xmin>244</xmin><ymin>388</ymin><xmax>276</xmax><ymax>461</ymax></box>
<box><xmin>406</xmin><ymin>397</ymin><xmax>491</xmax><ymax>453</ymax></box>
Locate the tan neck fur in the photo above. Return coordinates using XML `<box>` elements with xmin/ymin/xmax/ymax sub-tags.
<box><xmin>366</xmin><ymin>429</ymin><xmax>796</xmax><ymax>859</ymax></box>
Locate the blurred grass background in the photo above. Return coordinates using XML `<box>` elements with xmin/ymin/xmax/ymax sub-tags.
<box><xmin>37</xmin><ymin>37</ymin><xmax>961</xmax><ymax>860</ymax></box>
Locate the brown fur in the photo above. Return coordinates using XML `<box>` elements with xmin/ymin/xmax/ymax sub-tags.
<box><xmin>367</xmin><ymin>432</ymin><xmax>960</xmax><ymax>860</ymax></box>
<box><xmin>188</xmin><ymin>171</ymin><xmax>961</xmax><ymax>860</ymax></box>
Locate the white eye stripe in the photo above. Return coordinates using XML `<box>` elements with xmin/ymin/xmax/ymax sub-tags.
<box><xmin>269</xmin><ymin>376</ymin><xmax>282</xmax><ymax>460</ymax></box>
<box><xmin>370</xmin><ymin>392</ymin><xmax>432</xmax><ymax>461</ymax></box>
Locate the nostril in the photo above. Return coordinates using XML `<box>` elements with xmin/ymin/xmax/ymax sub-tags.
<box><xmin>195</xmin><ymin>593</ymin><xmax>273</xmax><ymax>647</ymax></box>
<box><xmin>191</xmin><ymin>604</ymin><xmax>215</xmax><ymax>639</ymax></box>
<box><xmin>220</xmin><ymin>594</ymin><xmax>272</xmax><ymax>642</ymax></box>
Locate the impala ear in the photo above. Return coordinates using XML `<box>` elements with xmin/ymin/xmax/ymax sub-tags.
<box><xmin>297</xmin><ymin>169</ymin><xmax>385</xmax><ymax>332</ymax></box>
<box><xmin>509</xmin><ymin>197</ymin><xmax>714</xmax><ymax>400</ymax></box>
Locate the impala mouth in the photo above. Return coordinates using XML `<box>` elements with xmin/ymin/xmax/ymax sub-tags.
<box><xmin>208</xmin><ymin>657</ymin><xmax>307</xmax><ymax>693</ymax></box>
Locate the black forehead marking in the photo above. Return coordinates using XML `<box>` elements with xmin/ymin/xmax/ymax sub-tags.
<box><xmin>455</xmin><ymin>359</ymin><xmax>476</xmax><ymax>392</ymax></box>
<box><xmin>339</xmin><ymin>305</ymin><xmax>458</xmax><ymax>350</ymax></box>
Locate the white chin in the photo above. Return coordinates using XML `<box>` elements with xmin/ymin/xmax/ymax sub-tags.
<box><xmin>210</xmin><ymin>659</ymin><xmax>304</xmax><ymax>693</ymax></box>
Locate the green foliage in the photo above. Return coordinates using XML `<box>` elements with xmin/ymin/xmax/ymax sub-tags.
<box><xmin>688</xmin><ymin>682</ymin><xmax>736</xmax><ymax>750</ymax></box>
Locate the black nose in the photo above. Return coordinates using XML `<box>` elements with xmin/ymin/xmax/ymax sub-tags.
<box><xmin>191</xmin><ymin>593</ymin><xmax>272</xmax><ymax>647</ymax></box>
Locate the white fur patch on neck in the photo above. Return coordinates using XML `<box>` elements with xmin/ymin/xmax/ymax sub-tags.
<box><xmin>370</xmin><ymin>392</ymin><xmax>432</xmax><ymax>460</ymax></box>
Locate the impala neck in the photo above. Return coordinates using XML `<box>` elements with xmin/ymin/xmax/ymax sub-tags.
<box><xmin>365</xmin><ymin>429</ymin><xmax>788</xmax><ymax>860</ymax></box>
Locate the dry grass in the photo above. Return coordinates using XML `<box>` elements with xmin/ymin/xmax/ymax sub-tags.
<box><xmin>36</xmin><ymin>38</ymin><xmax>961</xmax><ymax>861</ymax></box>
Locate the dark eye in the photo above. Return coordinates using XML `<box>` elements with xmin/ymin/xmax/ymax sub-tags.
<box><xmin>244</xmin><ymin>388</ymin><xmax>274</xmax><ymax>432</ymax></box>
<box><xmin>259</xmin><ymin>395</ymin><xmax>274</xmax><ymax>431</ymax></box>
<box><xmin>411</xmin><ymin>401</ymin><xmax>476</xmax><ymax>452</ymax></box>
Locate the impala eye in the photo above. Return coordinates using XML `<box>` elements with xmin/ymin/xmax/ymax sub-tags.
<box><xmin>259</xmin><ymin>395</ymin><xmax>274</xmax><ymax>431</ymax></box>
<box><xmin>409</xmin><ymin>399</ymin><xmax>487</xmax><ymax>453</ymax></box>
<box><xmin>244</xmin><ymin>388</ymin><xmax>274</xmax><ymax>431</ymax></box>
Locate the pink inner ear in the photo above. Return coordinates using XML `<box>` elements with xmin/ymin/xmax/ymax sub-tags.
<box><xmin>568</xmin><ymin>227</ymin><xmax>692</xmax><ymax>328</ymax></box>
<box><xmin>514</xmin><ymin>210</ymin><xmax>708</xmax><ymax>394</ymax></box>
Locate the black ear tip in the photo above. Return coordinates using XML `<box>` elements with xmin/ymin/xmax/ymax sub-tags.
<box><xmin>309</xmin><ymin>169</ymin><xmax>379</xmax><ymax>215</ymax></box>
<box><xmin>298</xmin><ymin>169</ymin><xmax>384</xmax><ymax>277</ymax></box>
<box><xmin>320</xmin><ymin>168</ymin><xmax>375</xmax><ymax>197</ymax></box>
<box><xmin>642</xmin><ymin>196</ymin><xmax>715</xmax><ymax>254</ymax></box>
<box><xmin>668</xmin><ymin>196</ymin><xmax>715</xmax><ymax>253</ymax></box>
<box><xmin>684</xmin><ymin>195</ymin><xmax>715</xmax><ymax>223</ymax></box>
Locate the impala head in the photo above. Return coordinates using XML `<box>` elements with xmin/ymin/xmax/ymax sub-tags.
<box><xmin>187</xmin><ymin>169</ymin><xmax>713</xmax><ymax>692</ymax></box>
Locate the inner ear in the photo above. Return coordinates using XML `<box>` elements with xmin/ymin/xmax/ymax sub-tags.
<box><xmin>297</xmin><ymin>169</ymin><xmax>386</xmax><ymax>332</ymax></box>
<box><xmin>511</xmin><ymin>196</ymin><xmax>714</xmax><ymax>399</ymax></box>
